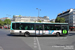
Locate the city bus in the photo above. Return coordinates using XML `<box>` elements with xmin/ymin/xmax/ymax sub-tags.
<box><xmin>10</xmin><ymin>22</ymin><xmax>69</xmax><ymax>37</ymax></box>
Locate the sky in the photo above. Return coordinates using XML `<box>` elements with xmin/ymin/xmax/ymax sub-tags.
<box><xmin>0</xmin><ymin>0</ymin><xmax>75</xmax><ymax>20</ymax></box>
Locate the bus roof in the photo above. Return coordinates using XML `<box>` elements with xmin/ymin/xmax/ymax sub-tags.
<box><xmin>11</xmin><ymin>22</ymin><xmax>68</xmax><ymax>24</ymax></box>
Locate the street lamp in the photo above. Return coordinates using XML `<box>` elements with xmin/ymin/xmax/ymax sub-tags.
<box><xmin>36</xmin><ymin>8</ymin><xmax>41</xmax><ymax>17</ymax></box>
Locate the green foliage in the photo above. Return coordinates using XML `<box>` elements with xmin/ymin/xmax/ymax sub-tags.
<box><xmin>4</xmin><ymin>19</ymin><xmax>11</xmax><ymax>25</ymax></box>
<box><xmin>34</xmin><ymin>21</ymin><xmax>36</xmax><ymax>22</ymax></box>
<box><xmin>55</xmin><ymin>17</ymin><xmax>65</xmax><ymax>23</ymax></box>
<box><xmin>19</xmin><ymin>15</ymin><xmax>21</xmax><ymax>17</ymax></box>
<box><xmin>38</xmin><ymin>20</ymin><xmax>41</xmax><ymax>22</ymax></box>
<box><xmin>51</xmin><ymin>21</ymin><xmax>55</xmax><ymax>23</ymax></box>
<box><xmin>55</xmin><ymin>17</ymin><xmax>60</xmax><ymax>22</ymax></box>
<box><xmin>0</xmin><ymin>20</ymin><xmax>4</xmax><ymax>26</ymax></box>
<box><xmin>60</xmin><ymin>18</ymin><xmax>65</xmax><ymax>23</ymax></box>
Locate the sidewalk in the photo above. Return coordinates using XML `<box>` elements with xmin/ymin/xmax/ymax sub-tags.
<box><xmin>69</xmin><ymin>31</ymin><xmax>75</xmax><ymax>33</ymax></box>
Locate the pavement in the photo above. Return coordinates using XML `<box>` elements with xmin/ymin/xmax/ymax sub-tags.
<box><xmin>0</xmin><ymin>29</ymin><xmax>33</xmax><ymax>50</ymax></box>
<box><xmin>0</xmin><ymin>29</ymin><xmax>75</xmax><ymax>50</ymax></box>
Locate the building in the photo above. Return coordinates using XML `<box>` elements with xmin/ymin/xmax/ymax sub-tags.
<box><xmin>50</xmin><ymin>19</ymin><xmax>55</xmax><ymax>23</ymax></box>
<box><xmin>57</xmin><ymin>8</ymin><xmax>75</xmax><ymax>31</ymax></box>
<box><xmin>12</xmin><ymin>15</ymin><xmax>50</xmax><ymax>22</ymax></box>
<box><xmin>0</xmin><ymin>17</ymin><xmax>11</xmax><ymax>21</ymax></box>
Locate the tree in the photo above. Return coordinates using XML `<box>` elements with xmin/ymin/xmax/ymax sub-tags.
<box><xmin>60</xmin><ymin>18</ymin><xmax>65</xmax><ymax>23</ymax></box>
<box><xmin>55</xmin><ymin>17</ymin><xmax>60</xmax><ymax>22</ymax></box>
<box><xmin>51</xmin><ymin>21</ymin><xmax>55</xmax><ymax>23</ymax></box>
<box><xmin>4</xmin><ymin>19</ymin><xmax>11</xmax><ymax>25</ymax></box>
<box><xmin>0</xmin><ymin>20</ymin><xmax>4</xmax><ymax>26</ymax></box>
<box><xmin>38</xmin><ymin>20</ymin><xmax>41</xmax><ymax>22</ymax></box>
<box><xmin>19</xmin><ymin>15</ymin><xmax>21</xmax><ymax>17</ymax></box>
<box><xmin>55</xmin><ymin>17</ymin><xmax>65</xmax><ymax>23</ymax></box>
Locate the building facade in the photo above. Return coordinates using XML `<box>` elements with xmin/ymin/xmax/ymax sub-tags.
<box><xmin>50</xmin><ymin>19</ymin><xmax>55</xmax><ymax>23</ymax></box>
<box><xmin>0</xmin><ymin>17</ymin><xmax>11</xmax><ymax>21</ymax></box>
<box><xmin>57</xmin><ymin>9</ymin><xmax>75</xmax><ymax>31</ymax></box>
<box><xmin>12</xmin><ymin>15</ymin><xmax>50</xmax><ymax>22</ymax></box>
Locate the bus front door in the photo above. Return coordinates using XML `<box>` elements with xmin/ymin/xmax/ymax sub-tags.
<box><xmin>35</xmin><ymin>25</ymin><xmax>43</xmax><ymax>35</ymax></box>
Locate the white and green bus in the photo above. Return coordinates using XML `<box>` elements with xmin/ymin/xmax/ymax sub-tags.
<box><xmin>10</xmin><ymin>22</ymin><xmax>69</xmax><ymax>37</ymax></box>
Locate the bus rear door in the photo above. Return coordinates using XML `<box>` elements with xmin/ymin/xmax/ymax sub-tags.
<box><xmin>35</xmin><ymin>24</ymin><xmax>43</xmax><ymax>35</ymax></box>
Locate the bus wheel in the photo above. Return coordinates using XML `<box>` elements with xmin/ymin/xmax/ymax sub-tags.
<box><xmin>24</xmin><ymin>32</ymin><xmax>30</xmax><ymax>37</ymax></box>
<box><xmin>56</xmin><ymin>32</ymin><xmax>60</xmax><ymax>37</ymax></box>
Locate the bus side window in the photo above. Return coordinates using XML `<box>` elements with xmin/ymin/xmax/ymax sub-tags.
<box><xmin>25</xmin><ymin>26</ymin><xmax>28</xmax><ymax>30</ymax></box>
<box><xmin>44</xmin><ymin>27</ymin><xmax>47</xmax><ymax>30</ymax></box>
<box><xmin>57</xmin><ymin>27</ymin><xmax>61</xmax><ymax>30</ymax></box>
<box><xmin>31</xmin><ymin>27</ymin><xmax>33</xmax><ymax>30</ymax></box>
<box><xmin>55</xmin><ymin>27</ymin><xmax>57</xmax><ymax>30</ymax></box>
<box><xmin>19</xmin><ymin>25</ymin><xmax>23</xmax><ymax>30</ymax></box>
<box><xmin>28</xmin><ymin>26</ymin><xmax>34</xmax><ymax>30</ymax></box>
<box><xmin>47</xmin><ymin>26</ymin><xmax>49</xmax><ymax>30</ymax></box>
<box><xmin>19</xmin><ymin>27</ymin><xmax>21</xmax><ymax>30</ymax></box>
<box><xmin>51</xmin><ymin>26</ymin><xmax>53</xmax><ymax>30</ymax></box>
<box><xmin>36</xmin><ymin>26</ymin><xmax>39</xmax><ymax>30</ymax></box>
<box><xmin>44</xmin><ymin>25</ymin><xmax>49</xmax><ymax>30</ymax></box>
<box><xmin>31</xmin><ymin>26</ymin><xmax>33</xmax><ymax>30</ymax></box>
<box><xmin>39</xmin><ymin>26</ymin><xmax>41</xmax><ymax>29</ymax></box>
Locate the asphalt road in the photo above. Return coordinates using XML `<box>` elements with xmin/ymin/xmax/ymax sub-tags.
<box><xmin>0</xmin><ymin>29</ymin><xmax>75</xmax><ymax>50</ymax></box>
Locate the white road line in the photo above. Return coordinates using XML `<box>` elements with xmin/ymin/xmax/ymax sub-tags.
<box><xmin>34</xmin><ymin>45</ymin><xmax>37</xmax><ymax>48</ymax></box>
<box><xmin>34</xmin><ymin>43</ymin><xmax>37</xmax><ymax>45</ymax></box>
<box><xmin>36</xmin><ymin>37</ymin><xmax>67</xmax><ymax>39</ymax></box>
<box><xmin>36</xmin><ymin>37</ymin><xmax>41</xmax><ymax>50</ymax></box>
<box><xmin>0</xmin><ymin>46</ymin><xmax>3</xmax><ymax>50</ymax></box>
<box><xmin>34</xmin><ymin>37</ymin><xmax>37</xmax><ymax>48</ymax></box>
<box><xmin>34</xmin><ymin>37</ymin><xmax>36</xmax><ymax>43</ymax></box>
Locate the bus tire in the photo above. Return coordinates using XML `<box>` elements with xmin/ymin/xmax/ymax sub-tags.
<box><xmin>24</xmin><ymin>32</ymin><xmax>30</xmax><ymax>37</ymax></box>
<box><xmin>56</xmin><ymin>32</ymin><xmax>60</xmax><ymax>37</ymax></box>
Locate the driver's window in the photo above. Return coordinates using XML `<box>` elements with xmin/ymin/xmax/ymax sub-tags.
<box><xmin>62</xmin><ymin>26</ymin><xmax>67</xmax><ymax>30</ymax></box>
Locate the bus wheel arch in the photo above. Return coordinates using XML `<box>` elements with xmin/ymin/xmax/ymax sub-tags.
<box><xmin>19</xmin><ymin>31</ymin><xmax>22</xmax><ymax>33</ymax></box>
<box><xmin>56</xmin><ymin>32</ymin><xmax>60</xmax><ymax>37</ymax></box>
<box><xmin>24</xmin><ymin>31</ymin><xmax>30</xmax><ymax>37</ymax></box>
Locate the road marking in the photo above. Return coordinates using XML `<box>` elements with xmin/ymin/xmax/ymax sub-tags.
<box><xmin>34</xmin><ymin>43</ymin><xmax>37</xmax><ymax>45</ymax></box>
<box><xmin>34</xmin><ymin>37</ymin><xmax>37</xmax><ymax>48</ymax></box>
<box><xmin>34</xmin><ymin>37</ymin><xmax>36</xmax><ymax>43</ymax></box>
<box><xmin>36</xmin><ymin>37</ymin><xmax>67</xmax><ymax>39</ymax></box>
<box><xmin>34</xmin><ymin>46</ymin><xmax>37</xmax><ymax>48</ymax></box>
<box><xmin>0</xmin><ymin>46</ymin><xmax>3</xmax><ymax>50</ymax></box>
<box><xmin>34</xmin><ymin>40</ymin><xmax>36</xmax><ymax>43</ymax></box>
<box><xmin>36</xmin><ymin>37</ymin><xmax>41</xmax><ymax>50</ymax></box>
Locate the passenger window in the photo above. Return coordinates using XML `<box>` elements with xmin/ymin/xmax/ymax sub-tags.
<box><xmin>24</xmin><ymin>25</ymin><xmax>34</xmax><ymax>30</ymax></box>
<box><xmin>25</xmin><ymin>26</ymin><xmax>28</xmax><ymax>30</ymax></box>
<box><xmin>19</xmin><ymin>25</ymin><xmax>23</xmax><ymax>30</ymax></box>
<box><xmin>44</xmin><ymin>24</ymin><xmax>61</xmax><ymax>30</ymax></box>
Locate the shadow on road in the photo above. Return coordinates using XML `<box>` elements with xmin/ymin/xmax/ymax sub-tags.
<box><xmin>7</xmin><ymin>34</ymin><xmax>25</xmax><ymax>37</ymax></box>
<box><xmin>7</xmin><ymin>34</ymin><xmax>67</xmax><ymax>37</ymax></box>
